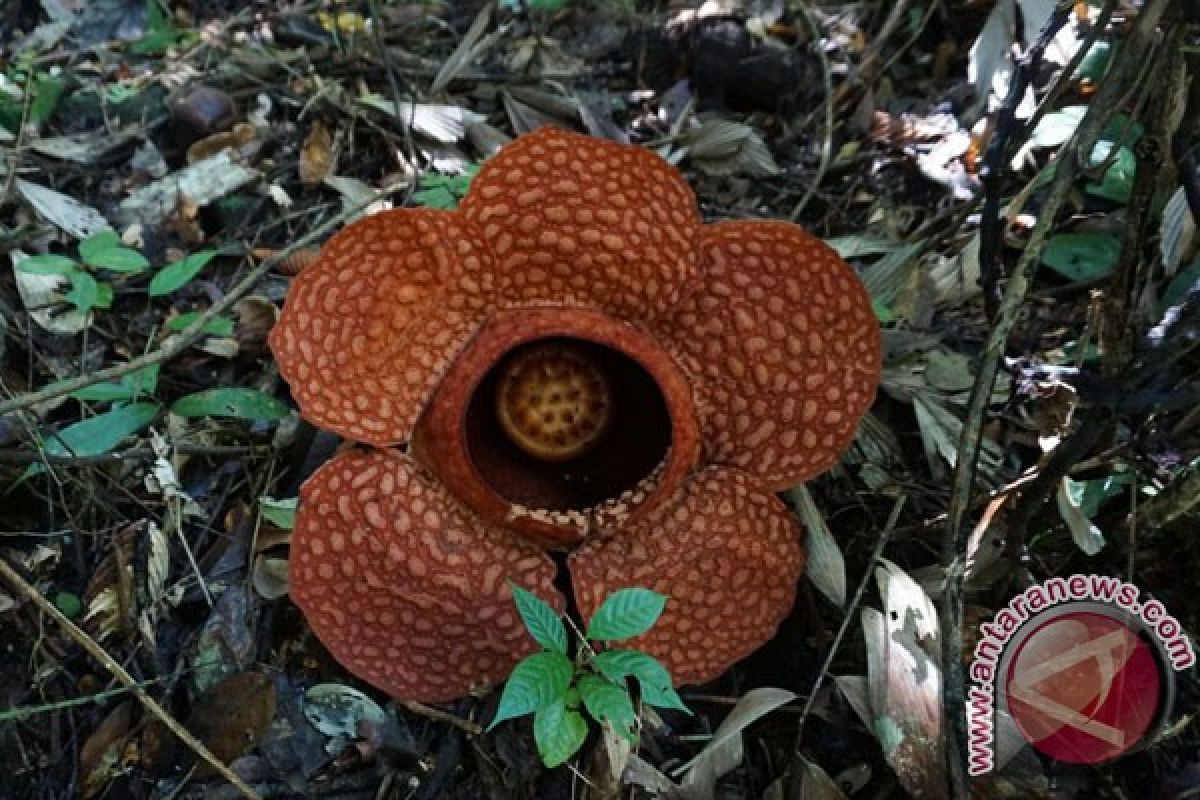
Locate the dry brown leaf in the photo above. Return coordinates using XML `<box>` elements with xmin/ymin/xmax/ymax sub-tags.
<box><xmin>188</xmin><ymin>671</ymin><xmax>277</xmax><ymax>773</ymax></box>
<box><xmin>80</xmin><ymin>701</ymin><xmax>132</xmax><ymax>798</ymax></box>
<box><xmin>299</xmin><ymin>120</ymin><xmax>335</xmax><ymax>186</ymax></box>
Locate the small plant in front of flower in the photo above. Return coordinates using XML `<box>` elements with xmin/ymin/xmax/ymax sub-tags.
<box><xmin>489</xmin><ymin>583</ymin><xmax>691</xmax><ymax>768</ymax></box>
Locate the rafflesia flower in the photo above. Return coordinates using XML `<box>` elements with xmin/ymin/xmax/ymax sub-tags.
<box><xmin>269</xmin><ymin>128</ymin><xmax>881</xmax><ymax>703</ymax></box>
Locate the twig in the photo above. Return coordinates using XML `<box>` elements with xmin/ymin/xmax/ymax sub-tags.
<box><xmin>0</xmin><ymin>679</ymin><xmax>162</xmax><ymax>721</ymax></box>
<box><xmin>789</xmin><ymin>495</ymin><xmax>907</xmax><ymax>775</ymax></box>
<box><xmin>0</xmin><ymin>556</ymin><xmax>264</xmax><ymax>800</ymax></box>
<box><xmin>789</xmin><ymin>2</ymin><xmax>834</xmax><ymax>221</ymax></box>
<box><xmin>0</xmin><ymin>191</ymin><xmax>397</xmax><ymax>418</ymax></box>
<box><xmin>0</xmin><ymin>443</ymin><xmax>271</xmax><ymax>465</ymax></box>
<box><xmin>400</xmin><ymin>700</ymin><xmax>484</xmax><ymax>736</ymax></box>
<box><xmin>939</xmin><ymin>2</ymin><xmax>1173</xmax><ymax>796</ymax></box>
<box><xmin>978</xmin><ymin>0</ymin><xmax>1075</xmax><ymax>322</ymax></box>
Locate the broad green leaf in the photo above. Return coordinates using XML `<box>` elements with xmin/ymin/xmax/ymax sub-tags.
<box><xmin>15</xmin><ymin>254</ymin><xmax>79</xmax><ymax>274</ymax></box>
<box><xmin>511</xmin><ymin>583</ymin><xmax>568</xmax><ymax>654</ymax></box>
<box><xmin>489</xmin><ymin>651</ymin><xmax>574</xmax><ymax>729</ymax></box>
<box><xmin>84</xmin><ymin>245</ymin><xmax>150</xmax><ymax>273</ymax></box>
<box><xmin>577</xmin><ymin>675</ymin><xmax>638</xmax><ymax>742</ymax></box>
<box><xmin>166</xmin><ymin>310</ymin><xmax>236</xmax><ymax>336</ymax></box>
<box><xmin>29</xmin><ymin>74</ymin><xmax>67</xmax><ymax>127</ymax></box>
<box><xmin>1040</xmin><ymin>232</ymin><xmax>1120</xmax><ymax>282</ymax></box>
<box><xmin>259</xmin><ymin>496</ymin><xmax>298</xmax><ymax>529</ymax></box>
<box><xmin>149</xmin><ymin>250</ymin><xmax>218</xmax><ymax>296</ymax></box>
<box><xmin>585</xmin><ymin>588</ymin><xmax>667</xmax><ymax>642</ymax></box>
<box><xmin>1075</xmin><ymin>39</ymin><xmax>1111</xmax><ymax>81</ymax></box>
<box><xmin>593</xmin><ymin>649</ymin><xmax>691</xmax><ymax>713</ymax></box>
<box><xmin>38</xmin><ymin>403</ymin><xmax>159</xmax><ymax>465</ymax></box>
<box><xmin>170</xmin><ymin>388</ymin><xmax>290</xmax><ymax>421</ymax></box>
<box><xmin>1085</xmin><ymin>142</ymin><xmax>1136</xmax><ymax>204</ymax></box>
<box><xmin>411</xmin><ymin>186</ymin><xmax>457</xmax><ymax>210</ymax></box>
<box><xmin>872</xmin><ymin>299</ymin><xmax>895</xmax><ymax>324</ymax></box>
<box><xmin>533</xmin><ymin>699</ymin><xmax>588</xmax><ymax>767</ymax></box>
<box><xmin>78</xmin><ymin>231</ymin><xmax>119</xmax><ymax>262</ymax></box>
<box><xmin>64</xmin><ymin>270</ymin><xmax>101</xmax><ymax>312</ymax></box>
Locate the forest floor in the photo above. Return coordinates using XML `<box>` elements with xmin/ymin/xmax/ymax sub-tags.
<box><xmin>1</xmin><ymin>1</ymin><xmax>1199</xmax><ymax>799</ymax></box>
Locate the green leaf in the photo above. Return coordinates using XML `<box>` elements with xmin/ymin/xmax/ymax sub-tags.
<box><xmin>259</xmin><ymin>496</ymin><xmax>298</xmax><ymax>529</ymax></box>
<box><xmin>411</xmin><ymin>186</ymin><xmax>458</xmax><ymax>209</ymax></box>
<box><xmin>15</xmin><ymin>254</ymin><xmax>79</xmax><ymax>274</ymax></box>
<box><xmin>29</xmin><ymin>73</ymin><xmax>67</xmax><ymax>127</ymax></box>
<box><xmin>511</xmin><ymin>583</ymin><xmax>568</xmax><ymax>654</ymax></box>
<box><xmin>149</xmin><ymin>251</ymin><xmax>218</xmax><ymax>296</ymax></box>
<box><xmin>585</xmin><ymin>588</ymin><xmax>667</xmax><ymax>642</ymax></box>
<box><xmin>872</xmin><ymin>299</ymin><xmax>895</xmax><ymax>324</ymax></box>
<box><xmin>36</xmin><ymin>402</ymin><xmax>159</xmax><ymax>467</ymax></box>
<box><xmin>1085</xmin><ymin>142</ymin><xmax>1136</xmax><ymax>204</ymax></box>
<box><xmin>533</xmin><ymin>699</ymin><xmax>588</xmax><ymax>768</ymax></box>
<box><xmin>1161</xmin><ymin>257</ymin><xmax>1200</xmax><ymax>311</ymax></box>
<box><xmin>489</xmin><ymin>651</ymin><xmax>574</xmax><ymax>729</ymax></box>
<box><xmin>83</xmin><ymin>245</ymin><xmax>150</xmax><ymax>273</ymax></box>
<box><xmin>577</xmin><ymin>675</ymin><xmax>638</xmax><ymax>742</ymax></box>
<box><xmin>63</xmin><ymin>270</ymin><xmax>101</xmax><ymax>312</ymax></box>
<box><xmin>54</xmin><ymin>591</ymin><xmax>82</xmax><ymax>618</ymax></box>
<box><xmin>71</xmin><ymin>364</ymin><xmax>160</xmax><ymax>402</ymax></box>
<box><xmin>170</xmin><ymin>388</ymin><xmax>290</xmax><ymax>421</ymax></box>
<box><xmin>78</xmin><ymin>231</ymin><xmax>120</xmax><ymax>262</ymax></box>
<box><xmin>131</xmin><ymin>0</ymin><xmax>178</xmax><ymax>55</ymax></box>
<box><xmin>1040</xmin><ymin>232</ymin><xmax>1120</xmax><ymax>282</ymax></box>
<box><xmin>166</xmin><ymin>311</ymin><xmax>236</xmax><ymax>336</ymax></box>
<box><xmin>592</xmin><ymin>649</ymin><xmax>691</xmax><ymax>713</ymax></box>
<box><xmin>1075</xmin><ymin>39</ymin><xmax>1112</xmax><ymax>81</ymax></box>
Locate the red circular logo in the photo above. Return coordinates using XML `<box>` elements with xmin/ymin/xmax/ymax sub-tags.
<box><xmin>1002</xmin><ymin>609</ymin><xmax>1163</xmax><ymax>764</ymax></box>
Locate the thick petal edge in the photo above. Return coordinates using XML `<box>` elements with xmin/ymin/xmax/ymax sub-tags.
<box><xmin>661</xmin><ymin>220</ymin><xmax>881</xmax><ymax>488</ymax></box>
<box><xmin>289</xmin><ymin>449</ymin><xmax>563</xmax><ymax>703</ymax></box>
<box><xmin>568</xmin><ymin>467</ymin><xmax>804</xmax><ymax>687</ymax></box>
<box><xmin>268</xmin><ymin>209</ymin><xmax>493</xmax><ymax>446</ymax></box>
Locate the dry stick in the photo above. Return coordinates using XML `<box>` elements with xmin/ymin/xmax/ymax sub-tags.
<box><xmin>788</xmin><ymin>495</ymin><xmax>907</xmax><ymax>783</ymax></box>
<box><xmin>0</xmin><ymin>193</ymin><xmax>391</xmax><ymax>418</ymax></box>
<box><xmin>939</xmin><ymin>2</ymin><xmax>1173</xmax><ymax>796</ymax></box>
<box><xmin>788</xmin><ymin>1</ymin><xmax>834</xmax><ymax>221</ymax></box>
<box><xmin>799</xmin><ymin>497</ymin><xmax>907</xmax><ymax>731</ymax></box>
<box><xmin>0</xmin><ymin>556</ymin><xmax>264</xmax><ymax>800</ymax></box>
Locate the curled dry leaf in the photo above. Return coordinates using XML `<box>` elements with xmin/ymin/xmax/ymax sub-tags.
<box><xmin>80</xmin><ymin>701</ymin><xmax>132</xmax><ymax>799</ymax></box>
<box><xmin>787</xmin><ymin>485</ymin><xmax>846</xmax><ymax>608</ymax></box>
<box><xmin>299</xmin><ymin>120</ymin><xmax>335</xmax><ymax>186</ymax></box>
<box><xmin>252</xmin><ymin>555</ymin><xmax>289</xmax><ymax>600</ymax></box>
<box><xmin>302</xmin><ymin>683</ymin><xmax>387</xmax><ymax>739</ymax></box>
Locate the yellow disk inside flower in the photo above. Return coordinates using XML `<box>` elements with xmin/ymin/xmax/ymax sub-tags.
<box><xmin>495</xmin><ymin>342</ymin><xmax>612</xmax><ymax>462</ymax></box>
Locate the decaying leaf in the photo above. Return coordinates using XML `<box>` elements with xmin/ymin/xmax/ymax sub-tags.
<box><xmin>787</xmin><ymin>485</ymin><xmax>847</xmax><ymax>608</ymax></box>
<box><xmin>303</xmin><ymin>683</ymin><xmax>387</xmax><ymax>739</ymax></box>
<box><xmin>188</xmin><ymin>671</ymin><xmax>277</xmax><ymax>774</ymax></box>
<box><xmin>16</xmin><ymin>179</ymin><xmax>111</xmax><ymax>239</ymax></box>
<box><xmin>861</xmin><ymin>561</ymin><xmax>944</xmax><ymax>799</ymax></box>
<box><xmin>1056</xmin><ymin>476</ymin><xmax>1106</xmax><ymax>555</ymax></box>
<box><xmin>80</xmin><ymin>701</ymin><xmax>132</xmax><ymax>798</ymax></box>
<box><xmin>299</xmin><ymin>120</ymin><xmax>336</xmax><ymax>186</ymax></box>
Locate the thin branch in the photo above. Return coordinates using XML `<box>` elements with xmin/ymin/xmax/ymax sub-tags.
<box><xmin>0</xmin><ymin>556</ymin><xmax>264</xmax><ymax>800</ymax></box>
<box><xmin>939</xmin><ymin>1</ymin><xmax>1172</xmax><ymax>795</ymax></box>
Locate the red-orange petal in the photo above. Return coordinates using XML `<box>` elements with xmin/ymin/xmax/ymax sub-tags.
<box><xmin>568</xmin><ymin>467</ymin><xmax>803</xmax><ymax>687</ymax></box>
<box><xmin>268</xmin><ymin>209</ymin><xmax>493</xmax><ymax>446</ymax></box>
<box><xmin>460</xmin><ymin>127</ymin><xmax>702</xmax><ymax>320</ymax></box>
<box><xmin>658</xmin><ymin>221</ymin><xmax>881</xmax><ymax>488</ymax></box>
<box><xmin>289</xmin><ymin>449</ymin><xmax>562</xmax><ymax>703</ymax></box>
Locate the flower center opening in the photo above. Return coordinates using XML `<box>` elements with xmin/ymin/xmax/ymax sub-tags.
<box><xmin>495</xmin><ymin>342</ymin><xmax>612</xmax><ymax>462</ymax></box>
<box><xmin>464</xmin><ymin>337</ymin><xmax>672</xmax><ymax>514</ymax></box>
